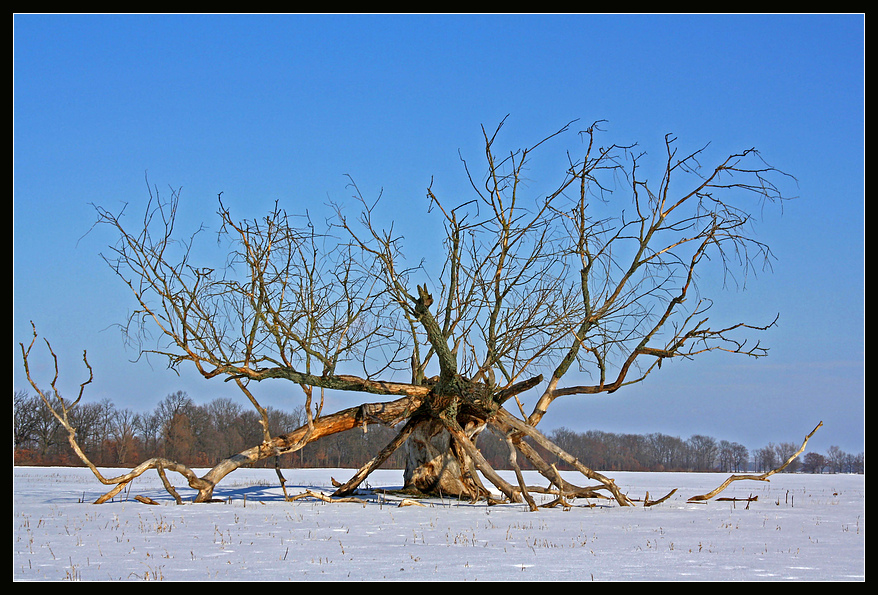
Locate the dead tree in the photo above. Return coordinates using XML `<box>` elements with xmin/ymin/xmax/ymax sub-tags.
<box><xmin>20</xmin><ymin>118</ymin><xmax>808</xmax><ymax>507</ymax></box>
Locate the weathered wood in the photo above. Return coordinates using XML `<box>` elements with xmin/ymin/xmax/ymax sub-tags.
<box><xmin>288</xmin><ymin>489</ymin><xmax>366</xmax><ymax>504</ymax></box>
<box><xmin>402</xmin><ymin>417</ymin><xmax>491</xmax><ymax>499</ymax></box>
<box><xmin>442</xmin><ymin>417</ymin><xmax>519</xmax><ymax>502</ymax></box>
<box><xmin>643</xmin><ymin>489</ymin><xmax>678</xmax><ymax>507</ymax></box>
<box><xmin>397</xmin><ymin>498</ymin><xmax>427</xmax><ymax>508</ymax></box>
<box><xmin>197</xmin><ymin>393</ymin><xmax>427</xmax><ymax>500</ymax></box>
<box><xmin>505</xmin><ymin>433</ymin><xmax>538</xmax><ymax>511</ymax></box>
<box><xmin>716</xmin><ymin>495</ymin><xmax>757</xmax><ymax>502</ymax></box>
<box><xmin>494</xmin><ymin>408</ymin><xmax>633</xmax><ymax>506</ymax></box>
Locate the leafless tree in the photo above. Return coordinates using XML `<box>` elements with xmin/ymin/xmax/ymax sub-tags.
<box><xmin>687</xmin><ymin>435</ymin><xmax>719</xmax><ymax>471</ymax></box>
<box><xmin>774</xmin><ymin>441</ymin><xmax>804</xmax><ymax>473</ymax></box>
<box><xmin>826</xmin><ymin>445</ymin><xmax>849</xmax><ymax>473</ymax></box>
<box><xmin>802</xmin><ymin>452</ymin><xmax>827</xmax><ymax>474</ymax></box>
<box><xmin>109</xmin><ymin>407</ymin><xmax>139</xmax><ymax>465</ymax></box>
<box><xmin>717</xmin><ymin>440</ymin><xmax>749</xmax><ymax>473</ymax></box>
<box><xmin>20</xmin><ymin>118</ymin><xmax>818</xmax><ymax>508</ymax></box>
<box><xmin>754</xmin><ymin>443</ymin><xmax>779</xmax><ymax>473</ymax></box>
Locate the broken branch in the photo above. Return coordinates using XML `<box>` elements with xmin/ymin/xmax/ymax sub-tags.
<box><xmin>688</xmin><ymin>421</ymin><xmax>822</xmax><ymax>502</ymax></box>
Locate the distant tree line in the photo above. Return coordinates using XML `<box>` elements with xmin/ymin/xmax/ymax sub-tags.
<box><xmin>544</xmin><ymin>427</ymin><xmax>864</xmax><ymax>474</ymax></box>
<box><xmin>14</xmin><ymin>389</ymin><xmax>864</xmax><ymax>474</ymax></box>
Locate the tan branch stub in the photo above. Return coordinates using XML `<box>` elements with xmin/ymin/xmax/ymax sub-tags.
<box><xmin>288</xmin><ymin>489</ymin><xmax>366</xmax><ymax>505</ymax></box>
<box><xmin>643</xmin><ymin>489</ymin><xmax>678</xmax><ymax>507</ymax></box>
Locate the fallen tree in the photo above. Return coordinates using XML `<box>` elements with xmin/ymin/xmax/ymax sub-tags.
<box><xmin>19</xmin><ymin>118</ymin><xmax>811</xmax><ymax>509</ymax></box>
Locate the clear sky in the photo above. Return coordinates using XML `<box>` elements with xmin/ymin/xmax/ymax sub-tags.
<box><xmin>13</xmin><ymin>14</ymin><xmax>864</xmax><ymax>456</ymax></box>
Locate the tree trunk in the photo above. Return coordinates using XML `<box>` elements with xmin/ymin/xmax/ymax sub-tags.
<box><xmin>401</xmin><ymin>417</ymin><xmax>490</xmax><ymax>499</ymax></box>
<box><xmin>395</xmin><ymin>373</ymin><xmax>546</xmax><ymax>501</ymax></box>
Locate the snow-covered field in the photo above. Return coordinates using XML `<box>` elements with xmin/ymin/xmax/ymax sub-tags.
<box><xmin>13</xmin><ymin>465</ymin><xmax>864</xmax><ymax>581</ymax></box>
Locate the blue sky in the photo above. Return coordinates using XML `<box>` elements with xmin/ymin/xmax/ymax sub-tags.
<box><xmin>14</xmin><ymin>14</ymin><xmax>864</xmax><ymax>455</ymax></box>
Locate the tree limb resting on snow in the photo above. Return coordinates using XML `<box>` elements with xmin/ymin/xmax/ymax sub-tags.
<box><xmin>687</xmin><ymin>421</ymin><xmax>823</xmax><ymax>502</ymax></box>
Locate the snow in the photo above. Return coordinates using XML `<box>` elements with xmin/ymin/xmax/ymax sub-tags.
<box><xmin>13</xmin><ymin>466</ymin><xmax>864</xmax><ymax>581</ymax></box>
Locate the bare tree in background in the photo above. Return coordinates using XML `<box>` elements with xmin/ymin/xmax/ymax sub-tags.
<box><xmin>21</xmin><ymin>118</ymin><xmax>816</xmax><ymax>508</ymax></box>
